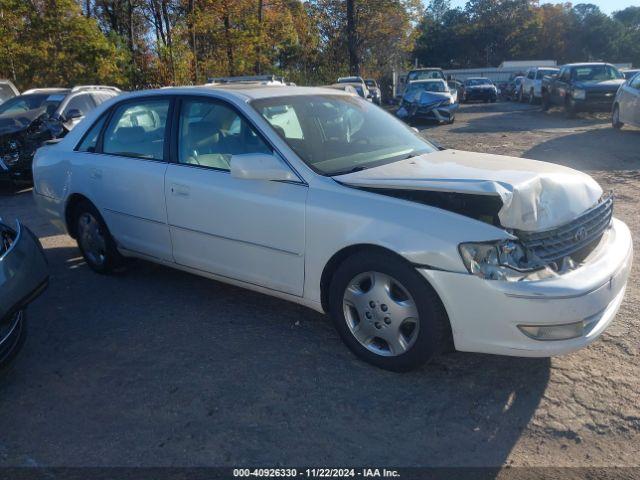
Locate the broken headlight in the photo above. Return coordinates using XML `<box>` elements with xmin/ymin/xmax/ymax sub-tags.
<box><xmin>458</xmin><ymin>240</ymin><xmax>557</xmax><ymax>282</ymax></box>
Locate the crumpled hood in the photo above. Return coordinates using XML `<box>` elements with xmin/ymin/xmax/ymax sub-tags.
<box><xmin>335</xmin><ymin>149</ymin><xmax>603</xmax><ymax>232</ymax></box>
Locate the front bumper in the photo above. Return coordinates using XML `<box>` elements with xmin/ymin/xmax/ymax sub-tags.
<box><xmin>464</xmin><ymin>89</ymin><xmax>496</xmax><ymax>101</ymax></box>
<box><xmin>414</xmin><ymin>102</ymin><xmax>458</xmax><ymax>121</ymax></box>
<box><xmin>570</xmin><ymin>95</ymin><xmax>616</xmax><ymax>112</ymax></box>
<box><xmin>419</xmin><ymin>218</ymin><xmax>633</xmax><ymax>357</ymax></box>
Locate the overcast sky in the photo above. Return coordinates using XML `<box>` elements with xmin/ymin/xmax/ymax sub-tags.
<box><xmin>442</xmin><ymin>0</ymin><xmax>636</xmax><ymax>15</ymax></box>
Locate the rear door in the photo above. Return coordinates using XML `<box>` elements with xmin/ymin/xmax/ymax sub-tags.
<box><xmin>164</xmin><ymin>96</ymin><xmax>307</xmax><ymax>296</ymax></box>
<box><xmin>77</xmin><ymin>96</ymin><xmax>173</xmax><ymax>261</ymax></box>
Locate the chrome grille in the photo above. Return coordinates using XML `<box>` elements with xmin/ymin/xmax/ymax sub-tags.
<box><xmin>518</xmin><ymin>195</ymin><xmax>613</xmax><ymax>264</ymax></box>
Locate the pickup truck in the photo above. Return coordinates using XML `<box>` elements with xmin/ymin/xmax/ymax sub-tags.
<box><xmin>541</xmin><ymin>63</ymin><xmax>626</xmax><ymax>117</ymax></box>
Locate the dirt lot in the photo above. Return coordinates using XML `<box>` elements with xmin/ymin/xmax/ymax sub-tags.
<box><xmin>0</xmin><ymin>101</ymin><xmax>638</xmax><ymax>468</ymax></box>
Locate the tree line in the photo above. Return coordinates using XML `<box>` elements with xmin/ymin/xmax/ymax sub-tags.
<box><xmin>0</xmin><ymin>0</ymin><xmax>638</xmax><ymax>92</ymax></box>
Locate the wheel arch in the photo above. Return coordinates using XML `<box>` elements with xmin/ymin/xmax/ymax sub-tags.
<box><xmin>64</xmin><ymin>193</ymin><xmax>94</xmax><ymax>239</ymax></box>
<box><xmin>319</xmin><ymin>243</ymin><xmax>454</xmax><ymax>351</ymax></box>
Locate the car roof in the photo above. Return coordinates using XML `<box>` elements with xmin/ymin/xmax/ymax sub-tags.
<box><xmin>408</xmin><ymin>79</ymin><xmax>445</xmax><ymax>84</ymax></box>
<box><xmin>466</xmin><ymin>77</ymin><xmax>491</xmax><ymax>81</ymax></box>
<box><xmin>409</xmin><ymin>68</ymin><xmax>442</xmax><ymax>71</ymax></box>
<box><xmin>125</xmin><ymin>85</ymin><xmax>352</xmax><ymax>102</ymax></box>
<box><xmin>21</xmin><ymin>88</ymin><xmax>71</xmax><ymax>95</ymax></box>
<box><xmin>563</xmin><ymin>62</ymin><xmax>613</xmax><ymax>68</ymax></box>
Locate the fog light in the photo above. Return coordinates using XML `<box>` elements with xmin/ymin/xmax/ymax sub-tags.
<box><xmin>518</xmin><ymin>320</ymin><xmax>595</xmax><ymax>341</ymax></box>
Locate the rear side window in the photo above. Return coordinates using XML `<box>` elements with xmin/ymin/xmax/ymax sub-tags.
<box><xmin>103</xmin><ymin>99</ymin><xmax>170</xmax><ymax>160</ymax></box>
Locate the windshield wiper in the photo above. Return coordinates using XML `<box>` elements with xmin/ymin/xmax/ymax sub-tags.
<box><xmin>328</xmin><ymin>165</ymin><xmax>367</xmax><ymax>176</ymax></box>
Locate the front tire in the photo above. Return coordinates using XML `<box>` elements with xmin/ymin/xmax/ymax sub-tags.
<box><xmin>329</xmin><ymin>250</ymin><xmax>451</xmax><ymax>371</ymax></box>
<box><xmin>73</xmin><ymin>201</ymin><xmax>123</xmax><ymax>274</ymax></box>
<box><xmin>612</xmin><ymin>104</ymin><xmax>623</xmax><ymax>129</ymax></box>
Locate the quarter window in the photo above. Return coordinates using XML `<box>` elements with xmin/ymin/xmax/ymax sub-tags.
<box><xmin>102</xmin><ymin>99</ymin><xmax>170</xmax><ymax>160</ymax></box>
<box><xmin>76</xmin><ymin>114</ymin><xmax>108</xmax><ymax>152</ymax></box>
<box><xmin>178</xmin><ymin>98</ymin><xmax>271</xmax><ymax>170</ymax></box>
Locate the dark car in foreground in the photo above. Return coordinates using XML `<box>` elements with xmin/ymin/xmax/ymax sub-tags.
<box><xmin>0</xmin><ymin>220</ymin><xmax>49</xmax><ymax>371</ymax></box>
<box><xmin>542</xmin><ymin>63</ymin><xmax>625</xmax><ymax>117</ymax></box>
<box><xmin>460</xmin><ymin>77</ymin><xmax>497</xmax><ymax>103</ymax></box>
<box><xmin>0</xmin><ymin>85</ymin><xmax>120</xmax><ymax>189</ymax></box>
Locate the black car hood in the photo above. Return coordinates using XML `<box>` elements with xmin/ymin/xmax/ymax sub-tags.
<box><xmin>0</xmin><ymin>109</ymin><xmax>42</xmax><ymax>135</ymax></box>
<box><xmin>573</xmin><ymin>79</ymin><xmax>625</xmax><ymax>92</ymax></box>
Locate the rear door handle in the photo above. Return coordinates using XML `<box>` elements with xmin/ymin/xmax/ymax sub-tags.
<box><xmin>90</xmin><ymin>168</ymin><xmax>102</xmax><ymax>180</ymax></box>
<box><xmin>170</xmin><ymin>184</ymin><xmax>190</xmax><ymax>197</ymax></box>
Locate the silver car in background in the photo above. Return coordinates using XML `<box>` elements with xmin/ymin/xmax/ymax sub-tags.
<box><xmin>612</xmin><ymin>72</ymin><xmax>640</xmax><ymax>129</ymax></box>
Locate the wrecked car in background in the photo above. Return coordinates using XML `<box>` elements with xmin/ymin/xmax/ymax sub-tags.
<box><xmin>397</xmin><ymin>79</ymin><xmax>458</xmax><ymax>124</ymax></box>
<box><xmin>0</xmin><ymin>219</ymin><xmax>49</xmax><ymax>371</ymax></box>
<box><xmin>0</xmin><ymin>85</ymin><xmax>120</xmax><ymax>189</ymax></box>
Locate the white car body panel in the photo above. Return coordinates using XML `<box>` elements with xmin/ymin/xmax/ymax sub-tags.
<box><xmin>32</xmin><ymin>85</ymin><xmax>633</xmax><ymax>358</ymax></box>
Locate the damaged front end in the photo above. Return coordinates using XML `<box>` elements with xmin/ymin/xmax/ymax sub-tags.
<box><xmin>356</xmin><ymin>187</ymin><xmax>614</xmax><ymax>282</ymax></box>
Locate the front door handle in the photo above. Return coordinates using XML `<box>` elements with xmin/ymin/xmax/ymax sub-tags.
<box><xmin>170</xmin><ymin>184</ymin><xmax>190</xmax><ymax>197</ymax></box>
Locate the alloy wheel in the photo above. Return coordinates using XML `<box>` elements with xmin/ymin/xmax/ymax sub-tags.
<box><xmin>78</xmin><ymin>212</ymin><xmax>107</xmax><ymax>267</ymax></box>
<box><xmin>342</xmin><ymin>271</ymin><xmax>419</xmax><ymax>357</ymax></box>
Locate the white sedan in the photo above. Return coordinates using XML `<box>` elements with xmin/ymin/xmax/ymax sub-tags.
<box><xmin>32</xmin><ymin>85</ymin><xmax>633</xmax><ymax>371</ymax></box>
<box><xmin>612</xmin><ymin>72</ymin><xmax>640</xmax><ymax>129</ymax></box>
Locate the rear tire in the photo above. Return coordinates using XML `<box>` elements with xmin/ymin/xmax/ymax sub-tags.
<box><xmin>528</xmin><ymin>89</ymin><xmax>535</xmax><ymax>104</ymax></box>
<box><xmin>0</xmin><ymin>310</ymin><xmax>27</xmax><ymax>375</ymax></box>
<box><xmin>542</xmin><ymin>92</ymin><xmax>550</xmax><ymax>111</ymax></box>
<box><xmin>612</xmin><ymin>104</ymin><xmax>623</xmax><ymax>129</ymax></box>
<box><xmin>73</xmin><ymin>200</ymin><xmax>124</xmax><ymax>274</ymax></box>
<box><xmin>328</xmin><ymin>250</ymin><xmax>451</xmax><ymax>371</ymax></box>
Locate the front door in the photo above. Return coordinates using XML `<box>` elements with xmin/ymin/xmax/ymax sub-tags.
<box><xmin>164</xmin><ymin>97</ymin><xmax>307</xmax><ymax>296</ymax></box>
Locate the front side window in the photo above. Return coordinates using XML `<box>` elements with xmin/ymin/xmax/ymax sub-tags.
<box><xmin>102</xmin><ymin>99</ymin><xmax>170</xmax><ymax>160</ymax></box>
<box><xmin>178</xmin><ymin>98</ymin><xmax>271</xmax><ymax>170</ymax></box>
<box><xmin>252</xmin><ymin>94</ymin><xmax>436</xmax><ymax>176</ymax></box>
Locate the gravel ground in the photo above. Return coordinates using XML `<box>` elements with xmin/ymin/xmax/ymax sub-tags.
<box><xmin>0</xmin><ymin>101</ymin><xmax>638</xmax><ymax>469</ymax></box>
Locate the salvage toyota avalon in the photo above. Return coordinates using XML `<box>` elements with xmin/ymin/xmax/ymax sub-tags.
<box><xmin>32</xmin><ymin>85</ymin><xmax>633</xmax><ymax>371</ymax></box>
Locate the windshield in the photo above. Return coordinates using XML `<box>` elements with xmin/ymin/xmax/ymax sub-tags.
<box><xmin>252</xmin><ymin>94</ymin><xmax>436</xmax><ymax>176</ymax></box>
<box><xmin>572</xmin><ymin>65</ymin><xmax>623</xmax><ymax>82</ymax></box>
<box><xmin>0</xmin><ymin>93</ymin><xmax>63</xmax><ymax>116</ymax></box>
<box><xmin>365</xmin><ymin>80</ymin><xmax>376</xmax><ymax>87</ymax></box>
<box><xmin>466</xmin><ymin>78</ymin><xmax>491</xmax><ymax>86</ymax></box>
<box><xmin>408</xmin><ymin>70</ymin><xmax>443</xmax><ymax>81</ymax></box>
<box><xmin>407</xmin><ymin>81</ymin><xmax>446</xmax><ymax>93</ymax></box>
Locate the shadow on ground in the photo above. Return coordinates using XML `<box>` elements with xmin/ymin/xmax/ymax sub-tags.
<box><xmin>0</xmin><ymin>237</ymin><xmax>550</xmax><ymax>467</ymax></box>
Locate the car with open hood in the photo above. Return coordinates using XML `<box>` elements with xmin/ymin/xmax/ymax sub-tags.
<box><xmin>0</xmin><ymin>85</ymin><xmax>120</xmax><ymax>189</ymax></box>
<box><xmin>0</xmin><ymin>219</ymin><xmax>49</xmax><ymax>371</ymax></box>
<box><xmin>542</xmin><ymin>63</ymin><xmax>626</xmax><ymax>117</ymax></box>
<box><xmin>396</xmin><ymin>79</ymin><xmax>458</xmax><ymax>124</ymax></box>
<box><xmin>32</xmin><ymin>84</ymin><xmax>632</xmax><ymax>371</ymax></box>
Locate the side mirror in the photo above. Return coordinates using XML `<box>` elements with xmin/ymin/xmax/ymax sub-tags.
<box><xmin>230</xmin><ymin>153</ymin><xmax>296</xmax><ymax>182</ymax></box>
<box><xmin>65</xmin><ymin>109</ymin><xmax>83</xmax><ymax>121</ymax></box>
